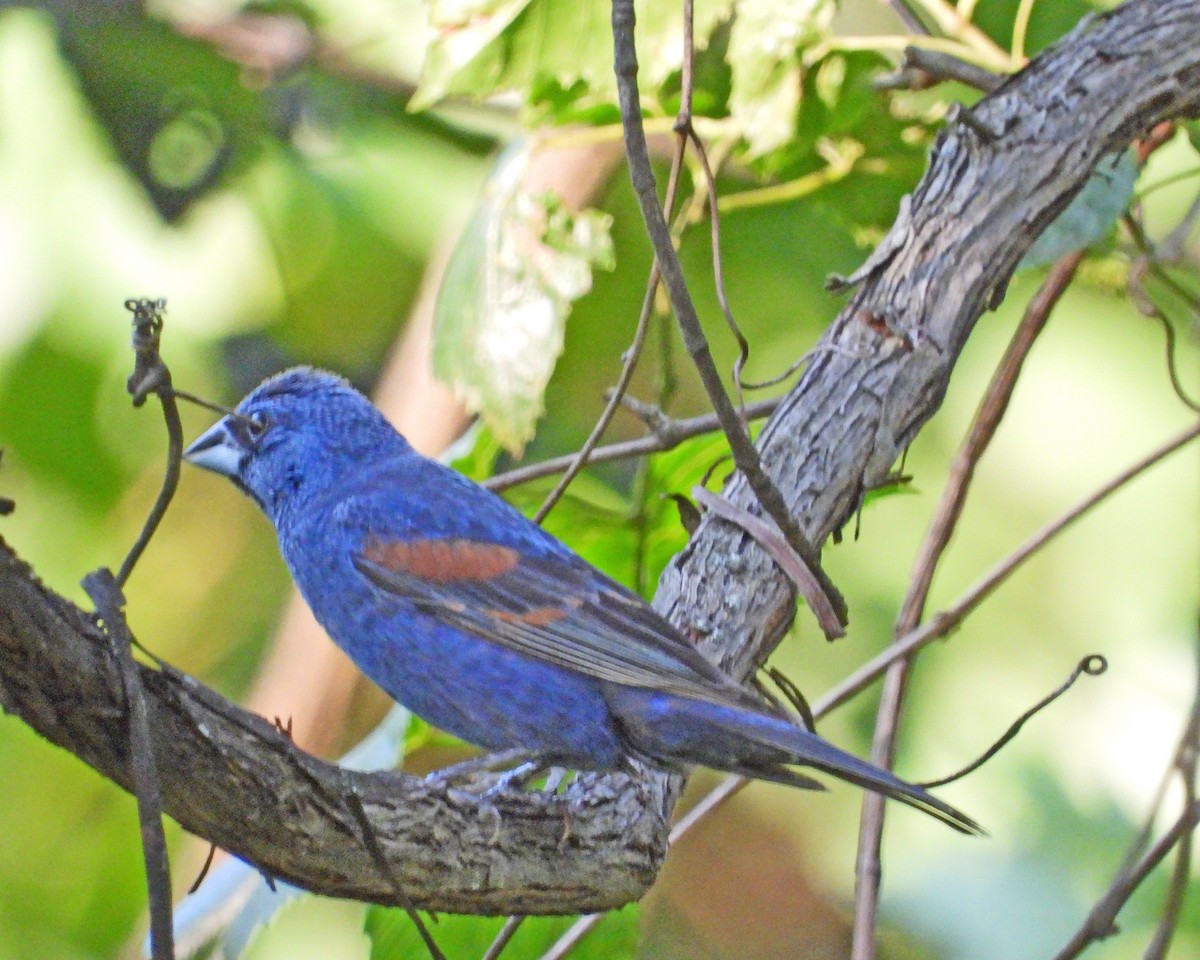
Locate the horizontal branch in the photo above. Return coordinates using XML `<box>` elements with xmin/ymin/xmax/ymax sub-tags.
<box><xmin>0</xmin><ymin>540</ymin><xmax>669</xmax><ymax>914</ymax></box>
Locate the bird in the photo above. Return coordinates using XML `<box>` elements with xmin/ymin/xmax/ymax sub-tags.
<box><xmin>184</xmin><ymin>367</ymin><xmax>980</xmax><ymax>834</ymax></box>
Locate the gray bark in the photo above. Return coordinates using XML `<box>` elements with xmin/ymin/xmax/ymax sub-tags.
<box><xmin>1</xmin><ymin>0</ymin><xmax>1198</xmax><ymax>915</ymax></box>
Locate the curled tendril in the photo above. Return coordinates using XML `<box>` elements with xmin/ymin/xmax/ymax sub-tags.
<box><xmin>919</xmin><ymin>654</ymin><xmax>1109</xmax><ymax>789</ymax></box>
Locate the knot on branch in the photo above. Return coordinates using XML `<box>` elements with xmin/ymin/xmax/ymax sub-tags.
<box><xmin>125</xmin><ymin>297</ymin><xmax>171</xmax><ymax>405</ymax></box>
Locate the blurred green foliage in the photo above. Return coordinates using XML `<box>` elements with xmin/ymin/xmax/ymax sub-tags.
<box><xmin>0</xmin><ymin>0</ymin><xmax>1197</xmax><ymax>959</ymax></box>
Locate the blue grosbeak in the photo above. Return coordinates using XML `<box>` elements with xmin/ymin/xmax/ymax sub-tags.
<box><xmin>185</xmin><ymin>368</ymin><xmax>978</xmax><ymax>833</ymax></box>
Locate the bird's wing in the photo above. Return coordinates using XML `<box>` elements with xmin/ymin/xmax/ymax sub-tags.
<box><xmin>352</xmin><ymin>536</ymin><xmax>755</xmax><ymax>707</ymax></box>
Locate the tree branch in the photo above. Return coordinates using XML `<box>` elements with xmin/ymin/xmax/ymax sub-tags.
<box><xmin>0</xmin><ymin>0</ymin><xmax>1198</xmax><ymax>916</ymax></box>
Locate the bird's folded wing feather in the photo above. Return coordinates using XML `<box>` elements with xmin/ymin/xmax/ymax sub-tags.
<box><xmin>352</xmin><ymin>536</ymin><xmax>755</xmax><ymax>708</ymax></box>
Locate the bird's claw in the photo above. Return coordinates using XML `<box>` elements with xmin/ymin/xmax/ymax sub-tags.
<box><xmin>478</xmin><ymin>759</ymin><xmax>547</xmax><ymax>798</ymax></box>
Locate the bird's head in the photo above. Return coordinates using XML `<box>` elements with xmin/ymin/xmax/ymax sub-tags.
<box><xmin>184</xmin><ymin>367</ymin><xmax>407</xmax><ymax>522</ymax></box>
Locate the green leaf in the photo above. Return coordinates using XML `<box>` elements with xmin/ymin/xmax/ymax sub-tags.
<box><xmin>412</xmin><ymin>0</ymin><xmax>735</xmax><ymax>112</ymax></box>
<box><xmin>433</xmin><ymin>144</ymin><xmax>615</xmax><ymax>454</ymax></box>
<box><xmin>727</xmin><ymin>0</ymin><xmax>835</xmax><ymax>157</ymax></box>
<box><xmin>366</xmin><ymin>905</ymin><xmax>640</xmax><ymax>960</ymax></box>
<box><xmin>639</xmin><ymin>430</ymin><xmax>735</xmax><ymax>591</ymax></box>
<box><xmin>504</xmin><ymin>475</ymin><xmax>639</xmax><ymax>587</ymax></box>
<box><xmin>448</xmin><ymin>422</ymin><xmax>506</xmax><ymax>482</ymax></box>
<box><xmin>242</xmin><ymin>896</ymin><xmax>372</xmax><ymax>960</ymax></box>
<box><xmin>54</xmin><ymin>6</ymin><xmax>276</xmax><ymax>220</ymax></box>
<box><xmin>1186</xmin><ymin>119</ymin><xmax>1200</xmax><ymax>156</ymax></box>
<box><xmin>971</xmin><ymin>0</ymin><xmax>1095</xmax><ymax>56</ymax></box>
<box><xmin>1019</xmin><ymin>149</ymin><xmax>1138</xmax><ymax>269</ymax></box>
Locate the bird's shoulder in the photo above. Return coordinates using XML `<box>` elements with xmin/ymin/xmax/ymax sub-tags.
<box><xmin>321</xmin><ymin>453</ymin><xmax>573</xmax><ymax>561</ymax></box>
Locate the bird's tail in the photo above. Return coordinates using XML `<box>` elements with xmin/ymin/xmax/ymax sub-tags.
<box><xmin>748</xmin><ymin>727</ymin><xmax>982</xmax><ymax>835</ymax></box>
<box><xmin>608</xmin><ymin>687</ymin><xmax>982</xmax><ymax>835</ymax></box>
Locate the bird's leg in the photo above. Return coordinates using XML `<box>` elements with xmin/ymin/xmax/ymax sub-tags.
<box><xmin>425</xmin><ymin>748</ymin><xmax>533</xmax><ymax>788</ymax></box>
<box><xmin>427</xmin><ymin>750</ymin><xmax>568</xmax><ymax>796</ymax></box>
<box><xmin>480</xmin><ymin>755</ymin><xmax>556</xmax><ymax>797</ymax></box>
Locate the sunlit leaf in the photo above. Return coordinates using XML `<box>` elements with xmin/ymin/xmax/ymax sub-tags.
<box><xmin>727</xmin><ymin>0</ymin><xmax>835</xmax><ymax>157</ymax></box>
<box><xmin>412</xmin><ymin>0</ymin><xmax>735</xmax><ymax>111</ymax></box>
<box><xmin>433</xmin><ymin>144</ymin><xmax>615</xmax><ymax>454</ymax></box>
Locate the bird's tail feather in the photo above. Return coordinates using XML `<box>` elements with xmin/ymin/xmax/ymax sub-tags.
<box><xmin>725</xmin><ymin>707</ymin><xmax>983</xmax><ymax>835</ymax></box>
<box><xmin>608</xmin><ymin>686</ymin><xmax>982</xmax><ymax>834</ymax></box>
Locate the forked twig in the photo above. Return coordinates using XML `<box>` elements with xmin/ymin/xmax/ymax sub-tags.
<box><xmin>484</xmin><ymin>399</ymin><xmax>780</xmax><ymax>493</ymax></box>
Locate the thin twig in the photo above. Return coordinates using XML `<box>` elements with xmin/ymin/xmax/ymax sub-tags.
<box><xmin>531</xmin><ymin>135</ymin><xmax>688</xmax><ymax>525</ymax></box>
<box><xmin>117</xmin><ymin>298</ymin><xmax>183</xmax><ymax>589</ymax></box>
<box><xmin>716</xmin><ymin>141</ymin><xmax>864</xmax><ymax>214</ymax></box>
<box><xmin>1051</xmin><ymin>800</ymin><xmax>1200</xmax><ymax>960</ymax></box>
<box><xmin>611</xmin><ymin>0</ymin><xmax>847</xmax><ymax>632</ymax></box>
<box><xmin>83</xmin><ymin>571</ymin><xmax>175</xmax><ymax>960</ymax></box>
<box><xmin>881</xmin><ymin>45</ymin><xmax>1004</xmax><ymax>91</ymax></box>
<box><xmin>692</xmin><ymin>487</ymin><xmax>844</xmax><ymax>638</ymax></box>
<box><xmin>1127</xmin><ymin>260</ymin><xmax>1200</xmax><ymax>414</ymax></box>
<box><xmin>917</xmin><ymin>654</ymin><xmax>1107</xmax><ymax>788</ymax></box>
<box><xmin>819</xmin><ymin>420</ymin><xmax>1200</xmax><ymax>715</ymax></box>
<box><xmin>480</xmin><ymin>916</ymin><xmax>524</xmax><ymax>960</ymax></box>
<box><xmin>483</xmin><ymin>398</ymin><xmax>780</xmax><ymax>493</ymax></box>
<box><xmin>187</xmin><ymin>843</ymin><xmax>218</xmax><ymax>894</ymax></box>
<box><xmin>342</xmin><ymin>779</ymin><xmax>447</xmax><ymax>960</ymax></box>
<box><xmin>1141</xmin><ymin>636</ymin><xmax>1200</xmax><ymax>960</ymax></box>
<box><xmin>851</xmin><ymin>250</ymin><xmax>1083</xmax><ymax>960</ymax></box>
<box><xmin>537</xmin><ymin>913</ymin><xmax>602</xmax><ymax>960</ymax></box>
<box><xmin>684</xmin><ymin>128</ymin><xmax>750</xmax><ymax>415</ymax></box>
<box><xmin>881</xmin><ymin>0</ymin><xmax>931</xmax><ymax>35</ymax></box>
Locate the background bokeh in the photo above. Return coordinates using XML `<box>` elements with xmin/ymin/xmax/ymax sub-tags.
<box><xmin>0</xmin><ymin>1</ymin><xmax>1196</xmax><ymax>958</ymax></box>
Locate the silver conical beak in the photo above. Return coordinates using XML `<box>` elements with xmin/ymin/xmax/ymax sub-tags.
<box><xmin>184</xmin><ymin>421</ymin><xmax>244</xmax><ymax>478</ymax></box>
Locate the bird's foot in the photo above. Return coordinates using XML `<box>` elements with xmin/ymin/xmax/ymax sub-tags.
<box><xmin>424</xmin><ymin>748</ymin><xmax>533</xmax><ymax>791</ymax></box>
<box><xmin>479</xmin><ymin>758</ymin><xmax>550</xmax><ymax>798</ymax></box>
<box><xmin>426</xmin><ymin>751</ymin><xmax>572</xmax><ymax>804</ymax></box>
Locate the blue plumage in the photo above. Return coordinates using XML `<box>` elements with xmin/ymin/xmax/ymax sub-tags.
<box><xmin>185</xmin><ymin>368</ymin><xmax>979</xmax><ymax>834</ymax></box>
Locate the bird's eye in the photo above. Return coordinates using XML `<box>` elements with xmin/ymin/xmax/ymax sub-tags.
<box><xmin>245</xmin><ymin>413</ymin><xmax>270</xmax><ymax>443</ymax></box>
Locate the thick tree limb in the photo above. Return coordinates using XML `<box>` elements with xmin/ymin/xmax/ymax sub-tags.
<box><xmin>1</xmin><ymin>0</ymin><xmax>1199</xmax><ymax>915</ymax></box>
